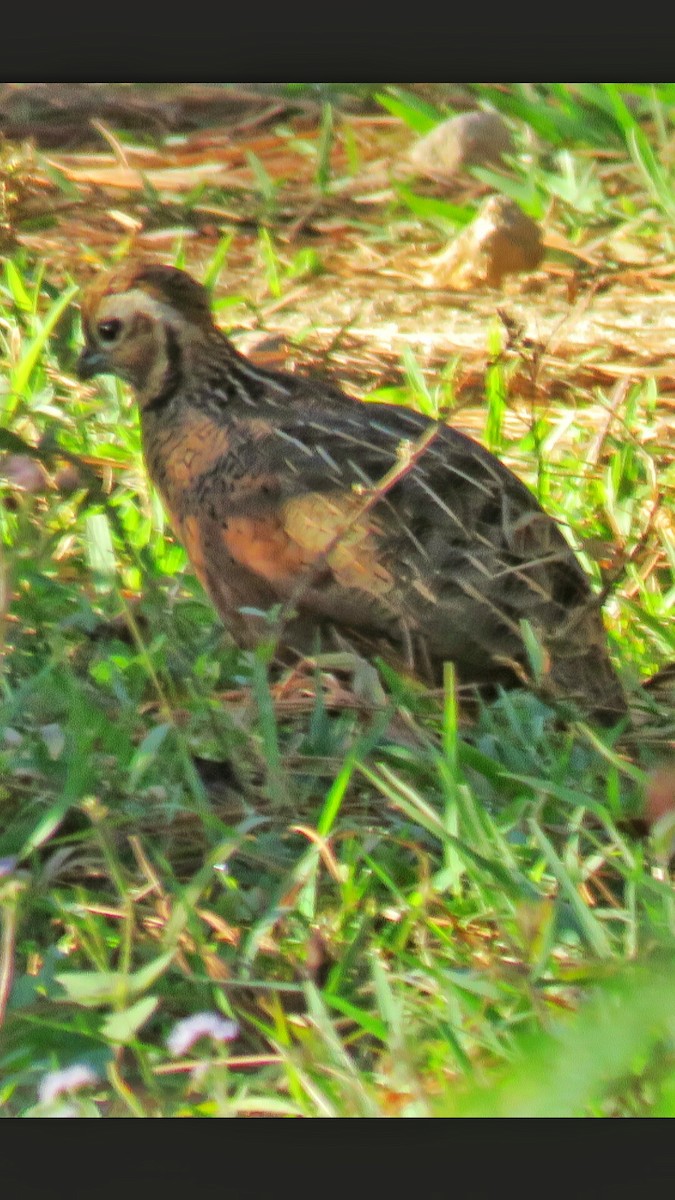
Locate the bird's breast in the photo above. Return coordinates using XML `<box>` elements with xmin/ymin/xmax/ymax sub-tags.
<box><xmin>141</xmin><ymin>410</ymin><xmax>232</xmax><ymax>511</ymax></box>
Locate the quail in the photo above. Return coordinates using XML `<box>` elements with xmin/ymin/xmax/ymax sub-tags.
<box><xmin>76</xmin><ymin>261</ymin><xmax>626</xmax><ymax>723</ymax></box>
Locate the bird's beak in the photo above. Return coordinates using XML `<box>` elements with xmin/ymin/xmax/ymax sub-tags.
<box><xmin>76</xmin><ymin>347</ymin><xmax>106</xmax><ymax>380</ymax></box>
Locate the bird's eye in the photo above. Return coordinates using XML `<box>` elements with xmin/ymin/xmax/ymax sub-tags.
<box><xmin>97</xmin><ymin>319</ymin><xmax>122</xmax><ymax>343</ymax></box>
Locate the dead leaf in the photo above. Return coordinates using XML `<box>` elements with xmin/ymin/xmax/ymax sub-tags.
<box><xmin>424</xmin><ymin>195</ymin><xmax>543</xmax><ymax>289</ymax></box>
<box><xmin>45</xmin><ymin>156</ymin><xmax>239</xmax><ymax>192</ymax></box>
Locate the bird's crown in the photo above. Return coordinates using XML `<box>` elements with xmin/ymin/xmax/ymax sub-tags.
<box><xmin>81</xmin><ymin>260</ymin><xmax>214</xmax><ymax>331</ymax></box>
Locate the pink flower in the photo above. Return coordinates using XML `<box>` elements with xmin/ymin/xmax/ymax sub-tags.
<box><xmin>38</xmin><ymin>1063</ymin><xmax>98</xmax><ymax>1104</ymax></box>
<box><xmin>166</xmin><ymin>1012</ymin><xmax>239</xmax><ymax>1057</ymax></box>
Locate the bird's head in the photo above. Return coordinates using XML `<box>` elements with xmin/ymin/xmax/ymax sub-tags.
<box><xmin>77</xmin><ymin>261</ymin><xmax>215</xmax><ymax>404</ymax></box>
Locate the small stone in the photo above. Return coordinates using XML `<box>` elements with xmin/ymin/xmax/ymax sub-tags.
<box><xmin>1</xmin><ymin>453</ymin><xmax>48</xmax><ymax>493</ymax></box>
<box><xmin>408</xmin><ymin>110</ymin><xmax>513</xmax><ymax>183</ymax></box>
<box><xmin>644</xmin><ymin>763</ymin><xmax>675</xmax><ymax>826</ymax></box>
<box><xmin>54</xmin><ymin>463</ymin><xmax>84</xmax><ymax>494</ymax></box>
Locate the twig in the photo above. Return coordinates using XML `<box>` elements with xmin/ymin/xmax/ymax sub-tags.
<box><xmin>0</xmin><ymin>883</ymin><xmax>20</xmax><ymax>1027</ymax></box>
<box><xmin>595</xmin><ymin>492</ymin><xmax>664</xmax><ymax>606</ymax></box>
<box><xmin>587</xmin><ymin>378</ymin><xmax>631</xmax><ymax>466</ymax></box>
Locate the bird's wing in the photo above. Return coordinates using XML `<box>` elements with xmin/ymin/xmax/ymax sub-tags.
<box><xmin>165</xmin><ymin>394</ymin><xmax>624</xmax><ymax>716</ymax></box>
<box><xmin>182</xmin><ymin>400</ymin><xmax>586</xmax><ymax>652</ymax></box>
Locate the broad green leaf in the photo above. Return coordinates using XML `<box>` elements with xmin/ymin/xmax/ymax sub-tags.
<box><xmin>102</xmin><ymin>996</ymin><xmax>159</xmax><ymax>1043</ymax></box>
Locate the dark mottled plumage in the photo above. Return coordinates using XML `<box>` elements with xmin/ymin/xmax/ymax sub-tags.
<box><xmin>77</xmin><ymin>261</ymin><xmax>626</xmax><ymax>723</ymax></box>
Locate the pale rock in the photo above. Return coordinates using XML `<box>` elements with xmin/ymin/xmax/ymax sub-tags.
<box><xmin>408</xmin><ymin>110</ymin><xmax>513</xmax><ymax>182</ymax></box>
